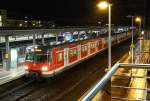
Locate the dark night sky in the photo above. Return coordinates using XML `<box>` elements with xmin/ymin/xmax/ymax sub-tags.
<box><xmin>0</xmin><ymin>0</ymin><xmax>148</xmax><ymax>26</ymax></box>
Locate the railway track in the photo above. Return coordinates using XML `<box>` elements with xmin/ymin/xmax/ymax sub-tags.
<box><xmin>0</xmin><ymin>80</ymin><xmax>38</xmax><ymax>101</ymax></box>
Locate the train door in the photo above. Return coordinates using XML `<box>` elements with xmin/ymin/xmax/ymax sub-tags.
<box><xmin>68</xmin><ymin>44</ymin><xmax>78</xmax><ymax>63</ymax></box>
<box><xmin>90</xmin><ymin>42</ymin><xmax>96</xmax><ymax>54</ymax></box>
<box><xmin>55</xmin><ymin>48</ymin><xmax>64</xmax><ymax>69</ymax></box>
<box><xmin>64</xmin><ymin>48</ymin><xmax>68</xmax><ymax>67</ymax></box>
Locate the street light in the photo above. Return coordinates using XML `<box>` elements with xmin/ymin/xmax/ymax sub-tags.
<box><xmin>135</xmin><ymin>17</ymin><xmax>141</xmax><ymax>22</ymax></box>
<box><xmin>135</xmin><ymin>17</ymin><xmax>143</xmax><ymax>62</ymax></box>
<box><xmin>97</xmin><ymin>1</ymin><xmax>109</xmax><ymax>10</ymax></box>
<box><xmin>97</xmin><ymin>1</ymin><xmax>112</xmax><ymax>69</ymax></box>
<box><xmin>135</xmin><ymin>17</ymin><xmax>142</xmax><ymax>34</ymax></box>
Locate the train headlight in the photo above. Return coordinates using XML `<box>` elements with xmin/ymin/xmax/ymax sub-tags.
<box><xmin>41</xmin><ymin>66</ymin><xmax>48</xmax><ymax>72</ymax></box>
<box><xmin>24</xmin><ymin>65</ymin><xmax>29</xmax><ymax>70</ymax></box>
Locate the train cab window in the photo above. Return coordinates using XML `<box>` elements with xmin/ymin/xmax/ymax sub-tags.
<box><xmin>58</xmin><ymin>52</ymin><xmax>63</xmax><ymax>62</ymax></box>
<box><xmin>26</xmin><ymin>53</ymin><xmax>50</xmax><ymax>63</ymax></box>
<box><xmin>26</xmin><ymin>53</ymin><xmax>34</xmax><ymax>61</ymax></box>
<box><xmin>36</xmin><ymin>54</ymin><xmax>48</xmax><ymax>63</ymax></box>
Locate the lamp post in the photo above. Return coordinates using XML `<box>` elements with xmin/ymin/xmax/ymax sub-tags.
<box><xmin>97</xmin><ymin>1</ymin><xmax>112</xmax><ymax>69</ymax></box>
<box><xmin>127</xmin><ymin>15</ymin><xmax>134</xmax><ymax>63</ymax></box>
<box><xmin>108</xmin><ymin>4</ymin><xmax>112</xmax><ymax>69</ymax></box>
<box><xmin>135</xmin><ymin>17</ymin><xmax>142</xmax><ymax>62</ymax></box>
<box><xmin>131</xmin><ymin>16</ymin><xmax>134</xmax><ymax>64</ymax></box>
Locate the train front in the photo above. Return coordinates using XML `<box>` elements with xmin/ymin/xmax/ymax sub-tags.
<box><xmin>23</xmin><ymin>45</ymin><xmax>53</xmax><ymax>77</ymax></box>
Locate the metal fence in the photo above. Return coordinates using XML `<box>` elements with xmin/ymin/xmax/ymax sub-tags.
<box><xmin>81</xmin><ymin>63</ymin><xmax>150</xmax><ymax>101</ymax></box>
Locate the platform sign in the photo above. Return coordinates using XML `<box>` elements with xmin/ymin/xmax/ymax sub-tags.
<box><xmin>10</xmin><ymin>48</ymin><xmax>18</xmax><ymax>68</ymax></box>
<box><xmin>3</xmin><ymin>53</ymin><xmax>9</xmax><ymax>60</ymax></box>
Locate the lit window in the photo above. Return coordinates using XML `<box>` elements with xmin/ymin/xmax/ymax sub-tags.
<box><xmin>58</xmin><ymin>52</ymin><xmax>63</xmax><ymax>62</ymax></box>
<box><xmin>91</xmin><ymin>44</ymin><xmax>93</xmax><ymax>48</ymax></box>
<box><xmin>94</xmin><ymin>44</ymin><xmax>95</xmax><ymax>48</ymax></box>
<box><xmin>84</xmin><ymin>46</ymin><xmax>87</xmax><ymax>51</ymax></box>
<box><xmin>82</xmin><ymin>46</ymin><xmax>84</xmax><ymax>52</ymax></box>
<box><xmin>73</xmin><ymin>49</ymin><xmax>76</xmax><ymax>55</ymax></box>
<box><xmin>70</xmin><ymin>50</ymin><xmax>73</xmax><ymax>56</ymax></box>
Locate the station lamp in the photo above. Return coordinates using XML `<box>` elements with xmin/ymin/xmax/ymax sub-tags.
<box><xmin>97</xmin><ymin>1</ymin><xmax>109</xmax><ymax>10</ymax></box>
<box><xmin>135</xmin><ymin>17</ymin><xmax>142</xmax><ymax>34</ymax></box>
<box><xmin>97</xmin><ymin>1</ymin><xmax>112</xmax><ymax>69</ymax></box>
<box><xmin>135</xmin><ymin>17</ymin><xmax>141</xmax><ymax>22</ymax></box>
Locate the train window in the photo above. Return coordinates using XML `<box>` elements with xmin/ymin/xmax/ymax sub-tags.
<box><xmin>94</xmin><ymin>44</ymin><xmax>96</xmax><ymax>48</ymax></box>
<box><xmin>59</xmin><ymin>53</ymin><xmax>62</xmax><ymax>61</ymax></box>
<box><xmin>99</xmin><ymin>41</ymin><xmax>101</xmax><ymax>45</ymax></box>
<box><xmin>70</xmin><ymin>50</ymin><xmax>73</xmax><ymax>57</ymax></box>
<box><xmin>91</xmin><ymin>44</ymin><xmax>93</xmax><ymax>48</ymax></box>
<box><xmin>73</xmin><ymin>49</ymin><xmax>77</xmax><ymax>55</ymax></box>
<box><xmin>58</xmin><ymin>52</ymin><xmax>63</xmax><ymax>62</ymax></box>
<box><xmin>82</xmin><ymin>46</ymin><xmax>84</xmax><ymax>52</ymax></box>
<box><xmin>84</xmin><ymin>46</ymin><xmax>87</xmax><ymax>51</ymax></box>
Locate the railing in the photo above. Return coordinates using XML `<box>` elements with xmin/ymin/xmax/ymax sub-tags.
<box><xmin>81</xmin><ymin>63</ymin><xmax>150</xmax><ymax>101</ymax></box>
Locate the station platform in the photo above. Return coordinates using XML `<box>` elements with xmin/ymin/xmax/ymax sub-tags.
<box><xmin>0</xmin><ymin>66</ymin><xmax>25</xmax><ymax>85</ymax></box>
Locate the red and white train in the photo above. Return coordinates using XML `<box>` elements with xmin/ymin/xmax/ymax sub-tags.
<box><xmin>23</xmin><ymin>31</ymin><xmax>132</xmax><ymax>77</ymax></box>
